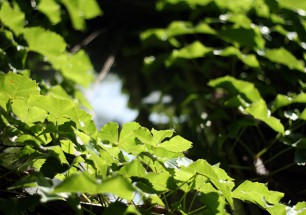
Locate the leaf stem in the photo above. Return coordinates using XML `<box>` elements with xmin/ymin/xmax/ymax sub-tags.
<box><xmin>256</xmin><ymin>133</ymin><xmax>281</xmax><ymax>158</ymax></box>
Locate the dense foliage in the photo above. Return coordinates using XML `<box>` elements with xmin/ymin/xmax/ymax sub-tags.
<box><xmin>105</xmin><ymin>0</ymin><xmax>306</xmax><ymax>205</ymax></box>
<box><xmin>0</xmin><ymin>0</ymin><xmax>306</xmax><ymax>214</ymax></box>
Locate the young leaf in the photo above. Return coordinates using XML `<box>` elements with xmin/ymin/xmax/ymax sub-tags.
<box><xmin>11</xmin><ymin>98</ymin><xmax>47</xmax><ymax>124</ymax></box>
<box><xmin>61</xmin><ymin>0</ymin><xmax>102</xmax><ymax>31</ymax></box>
<box><xmin>208</xmin><ymin>75</ymin><xmax>262</xmax><ymax>102</ymax></box>
<box><xmin>264</xmin><ymin>48</ymin><xmax>305</xmax><ymax>72</ymax></box>
<box><xmin>232</xmin><ymin>180</ymin><xmax>284</xmax><ymax>209</ymax></box>
<box><xmin>53</xmin><ymin>50</ymin><xmax>94</xmax><ymax>87</ymax></box>
<box><xmin>245</xmin><ymin>99</ymin><xmax>285</xmax><ymax>134</ymax></box>
<box><xmin>151</xmin><ymin>128</ymin><xmax>174</xmax><ymax>146</ymax></box>
<box><xmin>0</xmin><ymin>72</ymin><xmax>39</xmax><ymax>100</ymax></box>
<box><xmin>166</xmin><ymin>41</ymin><xmax>212</xmax><ymax>66</ymax></box>
<box><xmin>23</xmin><ymin>27</ymin><xmax>66</xmax><ymax>58</ymax></box>
<box><xmin>100</xmin><ymin>122</ymin><xmax>119</xmax><ymax>144</ymax></box>
<box><xmin>158</xmin><ymin>136</ymin><xmax>192</xmax><ymax>153</ymax></box>
<box><xmin>189</xmin><ymin>159</ymin><xmax>234</xmax><ymax>208</ymax></box>
<box><xmin>118</xmin><ymin>159</ymin><xmax>146</xmax><ymax>178</ymax></box>
<box><xmin>37</xmin><ymin>0</ymin><xmax>61</xmax><ymax>25</ymax></box>
<box><xmin>0</xmin><ymin>1</ymin><xmax>25</xmax><ymax>35</ymax></box>
<box><xmin>134</xmin><ymin>126</ymin><xmax>153</xmax><ymax>145</ymax></box>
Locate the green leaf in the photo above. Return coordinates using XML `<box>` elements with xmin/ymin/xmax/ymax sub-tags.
<box><xmin>0</xmin><ymin>1</ymin><xmax>25</xmax><ymax>35</ymax></box>
<box><xmin>272</xmin><ymin>94</ymin><xmax>293</xmax><ymax>112</ymax></box>
<box><xmin>11</xmin><ymin>98</ymin><xmax>47</xmax><ymax>124</ymax></box>
<box><xmin>119</xmin><ymin>122</ymin><xmax>145</xmax><ymax>154</ymax></box>
<box><xmin>134</xmin><ymin>126</ymin><xmax>153</xmax><ymax>145</ymax></box>
<box><xmin>166</xmin><ymin>41</ymin><xmax>212</xmax><ymax>66</ymax></box>
<box><xmin>233</xmin><ymin>180</ymin><xmax>284</xmax><ymax>209</ymax></box>
<box><xmin>47</xmin><ymin>146</ymin><xmax>69</xmax><ymax>165</ymax></box>
<box><xmin>29</xmin><ymin>95</ymin><xmax>96</xmax><ymax>134</ymax></box>
<box><xmin>87</xmin><ymin>150</ymin><xmax>108</xmax><ymax>177</ymax></box>
<box><xmin>52</xmin><ymin>50</ymin><xmax>94</xmax><ymax>87</ymax></box>
<box><xmin>245</xmin><ymin>99</ymin><xmax>285</xmax><ymax>134</ymax></box>
<box><xmin>60</xmin><ymin>0</ymin><xmax>102</xmax><ymax>30</ymax></box>
<box><xmin>208</xmin><ymin>75</ymin><xmax>262</xmax><ymax>102</ymax></box>
<box><xmin>100</xmin><ymin>122</ymin><xmax>119</xmax><ymax>144</ymax></box>
<box><xmin>23</xmin><ymin>27</ymin><xmax>66</xmax><ymax>58</ymax></box>
<box><xmin>166</xmin><ymin>21</ymin><xmax>215</xmax><ymax>38</ymax></box>
<box><xmin>78</xmin><ymin>0</ymin><xmax>103</xmax><ymax>19</ymax></box>
<box><xmin>278</xmin><ymin>0</ymin><xmax>306</xmax><ymax>11</ymax></box>
<box><xmin>0</xmin><ymin>72</ymin><xmax>40</xmax><ymax>100</ymax></box>
<box><xmin>37</xmin><ymin>0</ymin><xmax>61</xmax><ymax>25</ymax></box>
<box><xmin>189</xmin><ymin>159</ymin><xmax>234</xmax><ymax>208</ymax></box>
<box><xmin>143</xmin><ymin>171</ymin><xmax>170</xmax><ymax>192</ymax></box>
<box><xmin>118</xmin><ymin>159</ymin><xmax>146</xmax><ymax>178</ymax></box>
<box><xmin>151</xmin><ymin>128</ymin><xmax>174</xmax><ymax>146</ymax></box>
<box><xmin>54</xmin><ymin>173</ymin><xmax>135</xmax><ymax>201</ymax></box>
<box><xmin>218</xmin><ymin>27</ymin><xmax>264</xmax><ymax>49</ymax></box>
<box><xmin>217</xmin><ymin>47</ymin><xmax>259</xmax><ymax>68</ymax></box>
<box><xmin>159</xmin><ymin>136</ymin><xmax>192</xmax><ymax>152</ymax></box>
<box><xmin>264</xmin><ymin>48</ymin><xmax>305</xmax><ymax>72</ymax></box>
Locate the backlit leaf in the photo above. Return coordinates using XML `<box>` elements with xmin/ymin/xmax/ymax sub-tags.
<box><xmin>208</xmin><ymin>76</ymin><xmax>262</xmax><ymax>102</ymax></box>
<box><xmin>217</xmin><ymin>47</ymin><xmax>259</xmax><ymax>68</ymax></box>
<box><xmin>11</xmin><ymin>98</ymin><xmax>47</xmax><ymax>124</ymax></box>
<box><xmin>0</xmin><ymin>72</ymin><xmax>39</xmax><ymax>100</ymax></box>
<box><xmin>100</xmin><ymin>122</ymin><xmax>119</xmax><ymax>144</ymax></box>
<box><xmin>151</xmin><ymin>128</ymin><xmax>174</xmax><ymax>146</ymax></box>
<box><xmin>245</xmin><ymin>99</ymin><xmax>284</xmax><ymax>134</ymax></box>
<box><xmin>233</xmin><ymin>181</ymin><xmax>284</xmax><ymax>209</ymax></box>
<box><xmin>54</xmin><ymin>173</ymin><xmax>135</xmax><ymax>200</ymax></box>
<box><xmin>264</xmin><ymin>48</ymin><xmax>305</xmax><ymax>72</ymax></box>
<box><xmin>118</xmin><ymin>159</ymin><xmax>146</xmax><ymax>178</ymax></box>
<box><xmin>0</xmin><ymin>1</ymin><xmax>25</xmax><ymax>35</ymax></box>
<box><xmin>52</xmin><ymin>50</ymin><xmax>94</xmax><ymax>87</ymax></box>
<box><xmin>37</xmin><ymin>0</ymin><xmax>61</xmax><ymax>25</ymax></box>
<box><xmin>60</xmin><ymin>0</ymin><xmax>102</xmax><ymax>30</ymax></box>
<box><xmin>159</xmin><ymin>136</ymin><xmax>192</xmax><ymax>152</ymax></box>
<box><xmin>23</xmin><ymin>27</ymin><xmax>66</xmax><ymax>58</ymax></box>
<box><xmin>166</xmin><ymin>41</ymin><xmax>212</xmax><ymax>66</ymax></box>
<box><xmin>189</xmin><ymin>159</ymin><xmax>233</xmax><ymax>208</ymax></box>
<box><xmin>278</xmin><ymin>0</ymin><xmax>306</xmax><ymax>11</ymax></box>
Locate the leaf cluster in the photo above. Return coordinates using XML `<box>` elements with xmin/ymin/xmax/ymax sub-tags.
<box><xmin>0</xmin><ymin>0</ymin><xmax>306</xmax><ymax>214</ymax></box>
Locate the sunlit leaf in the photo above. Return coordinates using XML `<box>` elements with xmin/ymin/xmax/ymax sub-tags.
<box><xmin>159</xmin><ymin>135</ymin><xmax>192</xmax><ymax>152</ymax></box>
<box><xmin>100</xmin><ymin>122</ymin><xmax>119</xmax><ymax>144</ymax></box>
<box><xmin>264</xmin><ymin>48</ymin><xmax>305</xmax><ymax>72</ymax></box>
<box><xmin>134</xmin><ymin>126</ymin><xmax>153</xmax><ymax>145</ymax></box>
<box><xmin>208</xmin><ymin>76</ymin><xmax>262</xmax><ymax>102</ymax></box>
<box><xmin>233</xmin><ymin>180</ymin><xmax>284</xmax><ymax>209</ymax></box>
<box><xmin>23</xmin><ymin>27</ymin><xmax>66</xmax><ymax>58</ymax></box>
<box><xmin>151</xmin><ymin>128</ymin><xmax>174</xmax><ymax>146</ymax></box>
<box><xmin>54</xmin><ymin>173</ymin><xmax>135</xmax><ymax>200</ymax></box>
<box><xmin>46</xmin><ymin>146</ymin><xmax>69</xmax><ymax>165</ymax></box>
<box><xmin>272</xmin><ymin>94</ymin><xmax>293</xmax><ymax>112</ymax></box>
<box><xmin>11</xmin><ymin>98</ymin><xmax>47</xmax><ymax>124</ymax></box>
<box><xmin>143</xmin><ymin>171</ymin><xmax>170</xmax><ymax>192</ymax></box>
<box><xmin>61</xmin><ymin>0</ymin><xmax>102</xmax><ymax>30</ymax></box>
<box><xmin>166</xmin><ymin>41</ymin><xmax>212</xmax><ymax>66</ymax></box>
<box><xmin>52</xmin><ymin>50</ymin><xmax>94</xmax><ymax>87</ymax></box>
<box><xmin>118</xmin><ymin>159</ymin><xmax>146</xmax><ymax>177</ymax></box>
<box><xmin>0</xmin><ymin>72</ymin><xmax>39</xmax><ymax>100</ymax></box>
<box><xmin>217</xmin><ymin>47</ymin><xmax>259</xmax><ymax>67</ymax></box>
<box><xmin>0</xmin><ymin>1</ymin><xmax>25</xmax><ymax>35</ymax></box>
<box><xmin>245</xmin><ymin>99</ymin><xmax>284</xmax><ymax>134</ymax></box>
<box><xmin>37</xmin><ymin>0</ymin><xmax>61</xmax><ymax>25</ymax></box>
<box><xmin>278</xmin><ymin>0</ymin><xmax>306</xmax><ymax>11</ymax></box>
<box><xmin>189</xmin><ymin>159</ymin><xmax>233</xmax><ymax>208</ymax></box>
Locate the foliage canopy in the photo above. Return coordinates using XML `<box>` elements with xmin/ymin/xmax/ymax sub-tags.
<box><xmin>0</xmin><ymin>0</ymin><xmax>306</xmax><ymax>214</ymax></box>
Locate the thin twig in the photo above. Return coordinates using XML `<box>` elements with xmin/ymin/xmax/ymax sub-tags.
<box><xmin>70</xmin><ymin>29</ymin><xmax>106</xmax><ymax>54</ymax></box>
<box><xmin>95</xmin><ymin>54</ymin><xmax>115</xmax><ymax>84</ymax></box>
